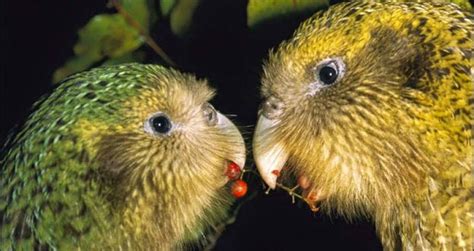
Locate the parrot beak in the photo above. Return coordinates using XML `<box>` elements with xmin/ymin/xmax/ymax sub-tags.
<box><xmin>253</xmin><ymin>115</ymin><xmax>288</xmax><ymax>189</ymax></box>
<box><xmin>217</xmin><ymin>112</ymin><xmax>246</xmax><ymax>169</ymax></box>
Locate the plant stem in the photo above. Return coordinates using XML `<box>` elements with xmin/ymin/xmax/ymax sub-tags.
<box><xmin>110</xmin><ymin>0</ymin><xmax>177</xmax><ymax>67</ymax></box>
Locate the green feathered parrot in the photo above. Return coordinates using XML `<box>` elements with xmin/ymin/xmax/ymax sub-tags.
<box><xmin>1</xmin><ymin>63</ymin><xmax>245</xmax><ymax>250</ymax></box>
<box><xmin>253</xmin><ymin>1</ymin><xmax>473</xmax><ymax>250</ymax></box>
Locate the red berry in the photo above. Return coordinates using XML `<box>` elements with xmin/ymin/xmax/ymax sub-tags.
<box><xmin>297</xmin><ymin>175</ymin><xmax>310</xmax><ymax>189</ymax></box>
<box><xmin>230</xmin><ymin>179</ymin><xmax>248</xmax><ymax>198</ymax></box>
<box><xmin>226</xmin><ymin>161</ymin><xmax>241</xmax><ymax>180</ymax></box>
<box><xmin>271</xmin><ymin>170</ymin><xmax>281</xmax><ymax>177</ymax></box>
<box><xmin>307</xmin><ymin>191</ymin><xmax>318</xmax><ymax>202</ymax></box>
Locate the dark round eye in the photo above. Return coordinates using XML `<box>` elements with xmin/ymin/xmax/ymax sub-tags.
<box><xmin>145</xmin><ymin>114</ymin><xmax>173</xmax><ymax>135</ymax></box>
<box><xmin>203</xmin><ymin>103</ymin><xmax>218</xmax><ymax>126</ymax></box>
<box><xmin>318</xmin><ymin>64</ymin><xmax>338</xmax><ymax>85</ymax></box>
<box><xmin>151</xmin><ymin>116</ymin><xmax>172</xmax><ymax>133</ymax></box>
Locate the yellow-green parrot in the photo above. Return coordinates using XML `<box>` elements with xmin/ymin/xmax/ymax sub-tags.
<box><xmin>253</xmin><ymin>1</ymin><xmax>473</xmax><ymax>250</ymax></box>
<box><xmin>1</xmin><ymin>63</ymin><xmax>245</xmax><ymax>250</ymax></box>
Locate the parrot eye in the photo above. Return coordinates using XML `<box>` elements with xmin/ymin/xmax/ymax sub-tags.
<box><xmin>319</xmin><ymin>65</ymin><xmax>338</xmax><ymax>85</ymax></box>
<box><xmin>314</xmin><ymin>58</ymin><xmax>345</xmax><ymax>86</ymax></box>
<box><xmin>203</xmin><ymin>103</ymin><xmax>218</xmax><ymax>126</ymax></box>
<box><xmin>144</xmin><ymin>113</ymin><xmax>173</xmax><ymax>136</ymax></box>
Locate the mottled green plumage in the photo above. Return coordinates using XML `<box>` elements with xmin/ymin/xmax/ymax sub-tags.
<box><xmin>253</xmin><ymin>1</ymin><xmax>473</xmax><ymax>250</ymax></box>
<box><xmin>1</xmin><ymin>64</ymin><xmax>245</xmax><ymax>250</ymax></box>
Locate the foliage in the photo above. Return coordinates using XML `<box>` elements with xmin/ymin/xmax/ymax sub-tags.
<box><xmin>53</xmin><ymin>0</ymin><xmax>472</xmax><ymax>83</ymax></box>
<box><xmin>52</xmin><ymin>0</ymin><xmax>335</xmax><ymax>83</ymax></box>
<box><xmin>247</xmin><ymin>0</ymin><xmax>329</xmax><ymax>28</ymax></box>
<box><xmin>52</xmin><ymin>14</ymin><xmax>143</xmax><ymax>82</ymax></box>
<box><xmin>53</xmin><ymin>0</ymin><xmax>150</xmax><ymax>83</ymax></box>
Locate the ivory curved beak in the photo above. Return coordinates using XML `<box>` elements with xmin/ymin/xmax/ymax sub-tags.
<box><xmin>253</xmin><ymin>115</ymin><xmax>288</xmax><ymax>189</ymax></box>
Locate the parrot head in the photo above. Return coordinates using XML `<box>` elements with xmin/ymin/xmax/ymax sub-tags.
<box><xmin>252</xmin><ymin>1</ymin><xmax>472</xmax><ymax>217</ymax></box>
<box><xmin>1</xmin><ymin>64</ymin><xmax>246</xmax><ymax>249</ymax></box>
<box><xmin>90</xmin><ymin>65</ymin><xmax>246</xmax><ymax>246</ymax></box>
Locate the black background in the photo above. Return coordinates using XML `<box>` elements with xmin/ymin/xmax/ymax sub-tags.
<box><xmin>1</xmin><ymin>0</ymin><xmax>390</xmax><ymax>250</ymax></box>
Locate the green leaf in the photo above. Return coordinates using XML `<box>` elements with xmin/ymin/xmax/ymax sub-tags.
<box><xmin>161</xmin><ymin>0</ymin><xmax>203</xmax><ymax>36</ymax></box>
<box><xmin>247</xmin><ymin>0</ymin><xmax>329</xmax><ymax>28</ymax></box>
<box><xmin>75</xmin><ymin>14</ymin><xmax>143</xmax><ymax>59</ymax></box>
<box><xmin>160</xmin><ymin>0</ymin><xmax>177</xmax><ymax>17</ymax></box>
<box><xmin>121</xmin><ymin>0</ymin><xmax>150</xmax><ymax>29</ymax></box>
<box><xmin>53</xmin><ymin>55</ymin><xmax>98</xmax><ymax>84</ymax></box>
<box><xmin>53</xmin><ymin>14</ymin><xmax>143</xmax><ymax>83</ymax></box>
<box><xmin>169</xmin><ymin>0</ymin><xmax>200</xmax><ymax>36</ymax></box>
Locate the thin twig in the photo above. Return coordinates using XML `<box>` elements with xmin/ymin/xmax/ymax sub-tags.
<box><xmin>244</xmin><ymin>165</ymin><xmax>320</xmax><ymax>212</ymax></box>
<box><xmin>275</xmin><ymin>183</ymin><xmax>319</xmax><ymax>212</ymax></box>
<box><xmin>110</xmin><ymin>0</ymin><xmax>177</xmax><ymax>67</ymax></box>
<box><xmin>276</xmin><ymin>183</ymin><xmax>305</xmax><ymax>202</ymax></box>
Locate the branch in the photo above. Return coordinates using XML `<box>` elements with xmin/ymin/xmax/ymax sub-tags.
<box><xmin>110</xmin><ymin>0</ymin><xmax>177</xmax><ymax>67</ymax></box>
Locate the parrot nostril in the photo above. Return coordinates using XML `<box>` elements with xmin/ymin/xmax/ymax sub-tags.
<box><xmin>203</xmin><ymin>103</ymin><xmax>218</xmax><ymax>126</ymax></box>
<box><xmin>261</xmin><ymin>97</ymin><xmax>284</xmax><ymax>120</ymax></box>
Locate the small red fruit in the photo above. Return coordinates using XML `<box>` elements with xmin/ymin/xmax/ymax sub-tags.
<box><xmin>271</xmin><ymin>170</ymin><xmax>281</xmax><ymax>177</ymax></box>
<box><xmin>226</xmin><ymin>161</ymin><xmax>241</xmax><ymax>180</ymax></box>
<box><xmin>297</xmin><ymin>175</ymin><xmax>310</xmax><ymax>189</ymax></box>
<box><xmin>230</xmin><ymin>179</ymin><xmax>248</xmax><ymax>198</ymax></box>
<box><xmin>307</xmin><ymin>191</ymin><xmax>318</xmax><ymax>202</ymax></box>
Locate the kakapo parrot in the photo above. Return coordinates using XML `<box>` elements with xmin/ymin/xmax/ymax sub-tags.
<box><xmin>253</xmin><ymin>1</ymin><xmax>473</xmax><ymax>250</ymax></box>
<box><xmin>0</xmin><ymin>63</ymin><xmax>246</xmax><ymax>250</ymax></box>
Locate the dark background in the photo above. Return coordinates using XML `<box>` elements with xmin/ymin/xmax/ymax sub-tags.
<box><xmin>2</xmin><ymin>0</ymin><xmax>384</xmax><ymax>250</ymax></box>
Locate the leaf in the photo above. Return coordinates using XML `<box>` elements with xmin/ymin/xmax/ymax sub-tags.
<box><xmin>169</xmin><ymin>0</ymin><xmax>200</xmax><ymax>36</ymax></box>
<box><xmin>52</xmin><ymin>56</ymin><xmax>97</xmax><ymax>84</ymax></box>
<box><xmin>160</xmin><ymin>0</ymin><xmax>177</xmax><ymax>17</ymax></box>
<box><xmin>247</xmin><ymin>0</ymin><xmax>329</xmax><ymax>28</ymax></box>
<box><xmin>53</xmin><ymin>14</ymin><xmax>143</xmax><ymax>83</ymax></box>
<box><xmin>75</xmin><ymin>14</ymin><xmax>143</xmax><ymax>58</ymax></box>
<box><xmin>120</xmin><ymin>0</ymin><xmax>151</xmax><ymax>30</ymax></box>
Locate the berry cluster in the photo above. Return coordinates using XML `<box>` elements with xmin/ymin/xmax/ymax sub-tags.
<box><xmin>269</xmin><ymin>170</ymin><xmax>320</xmax><ymax>212</ymax></box>
<box><xmin>225</xmin><ymin>162</ymin><xmax>320</xmax><ymax>212</ymax></box>
<box><xmin>225</xmin><ymin>162</ymin><xmax>248</xmax><ymax>198</ymax></box>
